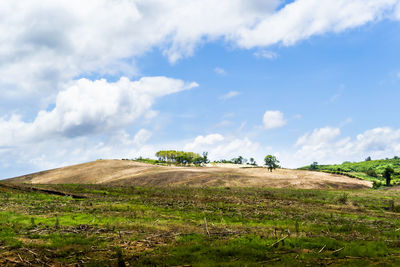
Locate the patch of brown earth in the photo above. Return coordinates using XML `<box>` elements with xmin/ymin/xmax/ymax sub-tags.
<box><xmin>4</xmin><ymin>159</ymin><xmax>372</xmax><ymax>189</ymax></box>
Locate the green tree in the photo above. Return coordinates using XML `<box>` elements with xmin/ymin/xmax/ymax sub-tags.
<box><xmin>232</xmin><ymin>156</ymin><xmax>246</xmax><ymax>164</ymax></box>
<box><xmin>249</xmin><ymin>158</ymin><xmax>257</xmax><ymax>166</ymax></box>
<box><xmin>365</xmin><ymin>168</ymin><xmax>378</xmax><ymax>178</ymax></box>
<box><xmin>383</xmin><ymin>166</ymin><xmax>394</xmax><ymax>186</ymax></box>
<box><xmin>264</xmin><ymin>155</ymin><xmax>280</xmax><ymax>172</ymax></box>
<box><xmin>202</xmin><ymin>152</ymin><xmax>209</xmax><ymax>164</ymax></box>
<box><xmin>310</xmin><ymin>162</ymin><xmax>318</xmax><ymax>170</ymax></box>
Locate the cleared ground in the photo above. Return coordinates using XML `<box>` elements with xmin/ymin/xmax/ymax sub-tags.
<box><xmin>0</xmin><ymin>184</ymin><xmax>399</xmax><ymax>266</ymax></box>
<box><xmin>5</xmin><ymin>159</ymin><xmax>372</xmax><ymax>189</ymax></box>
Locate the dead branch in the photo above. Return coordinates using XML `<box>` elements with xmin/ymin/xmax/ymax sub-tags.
<box><xmin>204</xmin><ymin>217</ymin><xmax>210</xmax><ymax>237</ymax></box>
<box><xmin>332</xmin><ymin>247</ymin><xmax>344</xmax><ymax>254</ymax></box>
<box><xmin>318</xmin><ymin>244</ymin><xmax>326</xmax><ymax>253</ymax></box>
<box><xmin>269</xmin><ymin>235</ymin><xmax>288</xmax><ymax>248</ymax></box>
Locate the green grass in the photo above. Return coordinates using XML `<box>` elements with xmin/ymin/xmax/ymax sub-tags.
<box><xmin>299</xmin><ymin>157</ymin><xmax>400</xmax><ymax>186</ymax></box>
<box><xmin>1</xmin><ymin>184</ymin><xmax>400</xmax><ymax>265</ymax></box>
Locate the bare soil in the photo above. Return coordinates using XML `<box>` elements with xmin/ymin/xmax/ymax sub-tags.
<box><xmin>5</xmin><ymin>159</ymin><xmax>372</xmax><ymax>189</ymax></box>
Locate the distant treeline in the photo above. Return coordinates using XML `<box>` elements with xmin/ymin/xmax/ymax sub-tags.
<box><xmin>124</xmin><ymin>152</ymin><xmax>280</xmax><ymax>171</ymax></box>
<box><xmin>299</xmin><ymin>156</ymin><xmax>400</xmax><ymax>188</ymax></box>
<box><xmin>155</xmin><ymin>150</ymin><xmax>209</xmax><ymax>165</ymax></box>
<box><xmin>214</xmin><ymin>156</ymin><xmax>257</xmax><ymax>165</ymax></box>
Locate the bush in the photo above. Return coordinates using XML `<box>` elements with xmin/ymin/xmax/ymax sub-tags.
<box><xmin>372</xmin><ymin>180</ymin><xmax>383</xmax><ymax>189</ymax></box>
<box><xmin>337</xmin><ymin>193</ymin><xmax>348</xmax><ymax>204</ymax></box>
<box><xmin>365</xmin><ymin>168</ymin><xmax>378</xmax><ymax>177</ymax></box>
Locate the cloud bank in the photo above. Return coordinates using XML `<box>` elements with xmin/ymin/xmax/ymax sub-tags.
<box><xmin>2</xmin><ymin>0</ymin><xmax>400</xmax><ymax>101</ymax></box>
<box><xmin>1</xmin><ymin>0</ymin><xmax>400</xmax><ymax>176</ymax></box>
<box><xmin>0</xmin><ymin>76</ymin><xmax>197</xmax><ymax>146</ymax></box>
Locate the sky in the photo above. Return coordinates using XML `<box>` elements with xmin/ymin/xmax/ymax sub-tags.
<box><xmin>1</xmin><ymin>0</ymin><xmax>400</xmax><ymax>178</ymax></box>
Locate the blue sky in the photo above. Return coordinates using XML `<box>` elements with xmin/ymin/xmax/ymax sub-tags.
<box><xmin>1</xmin><ymin>0</ymin><xmax>400</xmax><ymax>178</ymax></box>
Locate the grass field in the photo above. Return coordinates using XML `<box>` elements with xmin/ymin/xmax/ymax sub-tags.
<box><xmin>1</xmin><ymin>184</ymin><xmax>400</xmax><ymax>266</ymax></box>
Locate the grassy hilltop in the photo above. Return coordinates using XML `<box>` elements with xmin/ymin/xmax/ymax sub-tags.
<box><xmin>299</xmin><ymin>157</ymin><xmax>400</xmax><ymax>187</ymax></box>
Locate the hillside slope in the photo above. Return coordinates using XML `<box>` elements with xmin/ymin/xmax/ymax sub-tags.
<box><xmin>299</xmin><ymin>157</ymin><xmax>400</xmax><ymax>185</ymax></box>
<box><xmin>4</xmin><ymin>160</ymin><xmax>372</xmax><ymax>189</ymax></box>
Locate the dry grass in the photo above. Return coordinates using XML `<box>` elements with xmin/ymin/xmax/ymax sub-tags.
<box><xmin>0</xmin><ymin>184</ymin><xmax>399</xmax><ymax>266</ymax></box>
<box><xmin>5</xmin><ymin>159</ymin><xmax>372</xmax><ymax>189</ymax></box>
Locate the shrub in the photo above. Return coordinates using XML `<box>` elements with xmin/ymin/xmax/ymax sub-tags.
<box><xmin>337</xmin><ymin>193</ymin><xmax>348</xmax><ymax>204</ymax></box>
<box><xmin>365</xmin><ymin>168</ymin><xmax>378</xmax><ymax>177</ymax></box>
<box><xmin>372</xmin><ymin>180</ymin><xmax>383</xmax><ymax>189</ymax></box>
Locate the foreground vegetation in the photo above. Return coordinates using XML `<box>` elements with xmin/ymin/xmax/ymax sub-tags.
<box><xmin>299</xmin><ymin>157</ymin><xmax>400</xmax><ymax>187</ymax></box>
<box><xmin>1</xmin><ymin>184</ymin><xmax>400</xmax><ymax>265</ymax></box>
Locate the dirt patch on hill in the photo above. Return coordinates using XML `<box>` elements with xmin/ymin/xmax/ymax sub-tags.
<box><xmin>4</xmin><ymin>159</ymin><xmax>372</xmax><ymax>189</ymax></box>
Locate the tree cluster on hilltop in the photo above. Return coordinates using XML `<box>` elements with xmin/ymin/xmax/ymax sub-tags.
<box><xmin>129</xmin><ymin>152</ymin><xmax>281</xmax><ymax>171</ymax></box>
<box><xmin>213</xmin><ymin>155</ymin><xmax>280</xmax><ymax>172</ymax></box>
<box><xmin>155</xmin><ymin>150</ymin><xmax>209</xmax><ymax>165</ymax></box>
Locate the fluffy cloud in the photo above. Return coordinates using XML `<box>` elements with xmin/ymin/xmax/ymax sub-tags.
<box><xmin>263</xmin><ymin>110</ymin><xmax>286</xmax><ymax>129</ymax></box>
<box><xmin>185</xmin><ymin>134</ymin><xmax>225</xmax><ymax>151</ymax></box>
<box><xmin>0</xmin><ymin>76</ymin><xmax>197</xmax><ymax>146</ymax></box>
<box><xmin>285</xmin><ymin>126</ymin><xmax>400</xmax><ymax>167</ymax></box>
<box><xmin>0</xmin><ymin>129</ymin><xmax>158</xmax><ymax>179</ymax></box>
<box><xmin>2</xmin><ymin>0</ymin><xmax>400</xmax><ymax>102</ymax></box>
<box><xmin>0</xmin><ymin>0</ymin><xmax>278</xmax><ymax>101</ymax></box>
<box><xmin>184</xmin><ymin>133</ymin><xmax>263</xmax><ymax>161</ymax></box>
<box><xmin>295</xmin><ymin>127</ymin><xmax>341</xmax><ymax>148</ymax></box>
<box><xmin>237</xmin><ymin>0</ymin><xmax>398</xmax><ymax>48</ymax></box>
<box><xmin>2</xmin><ymin>0</ymin><xmax>400</xmax><ymax>176</ymax></box>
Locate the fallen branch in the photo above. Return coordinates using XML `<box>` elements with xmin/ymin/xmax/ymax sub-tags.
<box><xmin>204</xmin><ymin>217</ymin><xmax>210</xmax><ymax>237</ymax></box>
<box><xmin>318</xmin><ymin>244</ymin><xmax>326</xmax><ymax>253</ymax></box>
<box><xmin>332</xmin><ymin>247</ymin><xmax>344</xmax><ymax>254</ymax></box>
<box><xmin>269</xmin><ymin>235</ymin><xmax>288</xmax><ymax>248</ymax></box>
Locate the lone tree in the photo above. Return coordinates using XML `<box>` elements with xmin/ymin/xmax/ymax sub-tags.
<box><xmin>310</xmin><ymin>162</ymin><xmax>318</xmax><ymax>170</ymax></box>
<box><xmin>264</xmin><ymin>155</ymin><xmax>280</xmax><ymax>172</ymax></box>
<box><xmin>383</xmin><ymin>166</ymin><xmax>394</xmax><ymax>186</ymax></box>
<box><xmin>202</xmin><ymin>152</ymin><xmax>209</xmax><ymax>164</ymax></box>
<box><xmin>249</xmin><ymin>158</ymin><xmax>257</xmax><ymax>166</ymax></box>
<box><xmin>232</xmin><ymin>156</ymin><xmax>246</xmax><ymax>165</ymax></box>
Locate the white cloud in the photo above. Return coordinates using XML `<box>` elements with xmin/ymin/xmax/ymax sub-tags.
<box><xmin>263</xmin><ymin>110</ymin><xmax>286</xmax><ymax>129</ymax></box>
<box><xmin>284</xmin><ymin>126</ymin><xmax>400</xmax><ymax>167</ymax></box>
<box><xmin>295</xmin><ymin>127</ymin><xmax>341</xmax><ymax>148</ymax></box>
<box><xmin>0</xmin><ymin>76</ymin><xmax>197</xmax><ymax>146</ymax></box>
<box><xmin>185</xmin><ymin>134</ymin><xmax>225</xmax><ymax>151</ymax></box>
<box><xmin>220</xmin><ymin>91</ymin><xmax>241</xmax><ymax>100</ymax></box>
<box><xmin>253</xmin><ymin>50</ymin><xmax>278</xmax><ymax>59</ymax></box>
<box><xmin>2</xmin><ymin>0</ymin><xmax>400</xmax><ymax>176</ymax></box>
<box><xmin>237</xmin><ymin>0</ymin><xmax>398</xmax><ymax>48</ymax></box>
<box><xmin>184</xmin><ymin>133</ymin><xmax>264</xmax><ymax>161</ymax></box>
<box><xmin>133</xmin><ymin>129</ymin><xmax>153</xmax><ymax>147</ymax></box>
<box><xmin>214</xmin><ymin>67</ymin><xmax>227</xmax><ymax>75</ymax></box>
<box><xmin>0</xmin><ymin>0</ymin><xmax>278</xmax><ymax>101</ymax></box>
<box><xmin>395</xmin><ymin>2</ymin><xmax>400</xmax><ymax>19</ymax></box>
<box><xmin>0</xmin><ymin>129</ymin><xmax>159</xmax><ymax>178</ymax></box>
<box><xmin>2</xmin><ymin>0</ymin><xmax>400</xmax><ymax>104</ymax></box>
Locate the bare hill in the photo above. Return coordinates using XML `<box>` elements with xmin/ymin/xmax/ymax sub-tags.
<box><xmin>4</xmin><ymin>159</ymin><xmax>372</xmax><ymax>189</ymax></box>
